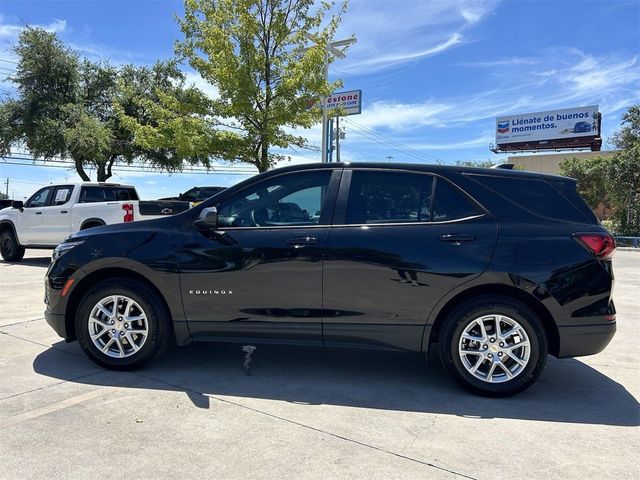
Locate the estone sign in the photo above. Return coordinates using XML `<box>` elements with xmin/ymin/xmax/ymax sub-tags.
<box><xmin>324</xmin><ymin>90</ymin><xmax>362</xmax><ymax>116</ymax></box>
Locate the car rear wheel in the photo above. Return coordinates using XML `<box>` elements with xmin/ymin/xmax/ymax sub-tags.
<box><xmin>439</xmin><ymin>296</ymin><xmax>547</xmax><ymax>397</ymax></box>
<box><xmin>75</xmin><ymin>279</ymin><xmax>171</xmax><ymax>370</ymax></box>
<box><xmin>0</xmin><ymin>230</ymin><xmax>25</xmax><ymax>262</ymax></box>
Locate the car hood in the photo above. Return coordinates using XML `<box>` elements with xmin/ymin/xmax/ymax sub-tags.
<box><xmin>67</xmin><ymin>215</ymin><xmax>178</xmax><ymax>241</ymax></box>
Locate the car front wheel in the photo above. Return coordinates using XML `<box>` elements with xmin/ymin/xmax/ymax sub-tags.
<box><xmin>75</xmin><ymin>279</ymin><xmax>171</xmax><ymax>370</ymax></box>
<box><xmin>439</xmin><ymin>296</ymin><xmax>548</xmax><ymax>397</ymax></box>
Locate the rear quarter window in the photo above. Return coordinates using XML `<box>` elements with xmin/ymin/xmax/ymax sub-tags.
<box><xmin>468</xmin><ymin>174</ymin><xmax>593</xmax><ymax>223</ymax></box>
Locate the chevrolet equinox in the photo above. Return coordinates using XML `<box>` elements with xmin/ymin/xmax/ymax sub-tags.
<box><xmin>43</xmin><ymin>163</ymin><xmax>616</xmax><ymax>396</ymax></box>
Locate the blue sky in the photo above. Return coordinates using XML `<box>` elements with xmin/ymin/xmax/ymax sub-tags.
<box><xmin>0</xmin><ymin>0</ymin><xmax>639</xmax><ymax>200</ymax></box>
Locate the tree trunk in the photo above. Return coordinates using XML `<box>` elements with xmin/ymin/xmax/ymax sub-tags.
<box><xmin>96</xmin><ymin>163</ymin><xmax>107</xmax><ymax>182</ymax></box>
<box><xmin>74</xmin><ymin>157</ymin><xmax>90</xmax><ymax>181</ymax></box>
<box><xmin>259</xmin><ymin>141</ymin><xmax>269</xmax><ymax>172</ymax></box>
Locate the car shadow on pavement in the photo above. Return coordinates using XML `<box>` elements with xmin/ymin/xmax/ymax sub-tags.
<box><xmin>33</xmin><ymin>341</ymin><xmax>639</xmax><ymax>427</ymax></box>
<box><xmin>2</xmin><ymin>257</ymin><xmax>51</xmax><ymax>267</ymax></box>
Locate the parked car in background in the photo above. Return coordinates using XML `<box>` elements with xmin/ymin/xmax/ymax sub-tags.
<box><xmin>159</xmin><ymin>186</ymin><xmax>226</xmax><ymax>205</ymax></box>
<box><xmin>44</xmin><ymin>163</ymin><xmax>616</xmax><ymax>397</ymax></box>
<box><xmin>0</xmin><ymin>183</ymin><xmax>190</xmax><ymax>261</ymax></box>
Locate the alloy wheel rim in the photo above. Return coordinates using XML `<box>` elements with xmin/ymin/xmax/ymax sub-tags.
<box><xmin>88</xmin><ymin>295</ymin><xmax>149</xmax><ymax>358</ymax></box>
<box><xmin>458</xmin><ymin>314</ymin><xmax>531</xmax><ymax>383</ymax></box>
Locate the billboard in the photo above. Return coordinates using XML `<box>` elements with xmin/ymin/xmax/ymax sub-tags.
<box><xmin>324</xmin><ymin>90</ymin><xmax>362</xmax><ymax>116</ymax></box>
<box><xmin>494</xmin><ymin>105</ymin><xmax>600</xmax><ymax>151</ymax></box>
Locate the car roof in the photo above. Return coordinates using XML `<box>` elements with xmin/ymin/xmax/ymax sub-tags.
<box><xmin>265</xmin><ymin>161</ymin><xmax>573</xmax><ymax>181</ymax></box>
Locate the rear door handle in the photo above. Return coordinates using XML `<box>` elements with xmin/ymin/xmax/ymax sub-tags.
<box><xmin>35</xmin><ymin>211</ymin><xmax>42</xmax><ymax>215</ymax></box>
<box><xmin>60</xmin><ymin>210</ymin><xmax>68</xmax><ymax>214</ymax></box>
<box><xmin>286</xmin><ymin>236</ymin><xmax>318</xmax><ymax>248</ymax></box>
<box><xmin>440</xmin><ymin>233</ymin><xmax>476</xmax><ymax>244</ymax></box>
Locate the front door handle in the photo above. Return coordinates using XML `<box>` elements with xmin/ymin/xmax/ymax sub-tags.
<box><xmin>35</xmin><ymin>211</ymin><xmax>42</xmax><ymax>215</ymax></box>
<box><xmin>60</xmin><ymin>210</ymin><xmax>68</xmax><ymax>214</ymax></box>
<box><xmin>440</xmin><ymin>233</ymin><xmax>476</xmax><ymax>244</ymax></box>
<box><xmin>286</xmin><ymin>236</ymin><xmax>318</xmax><ymax>248</ymax></box>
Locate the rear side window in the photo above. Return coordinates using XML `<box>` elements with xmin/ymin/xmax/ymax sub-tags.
<box><xmin>79</xmin><ymin>187</ymin><xmax>138</xmax><ymax>203</ymax></box>
<box><xmin>469</xmin><ymin>174</ymin><xmax>593</xmax><ymax>223</ymax></box>
<box><xmin>432</xmin><ymin>179</ymin><xmax>481</xmax><ymax>221</ymax></box>
<box><xmin>345</xmin><ymin>171</ymin><xmax>433</xmax><ymax>224</ymax></box>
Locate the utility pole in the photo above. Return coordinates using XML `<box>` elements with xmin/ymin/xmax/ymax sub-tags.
<box><xmin>335</xmin><ymin>116</ymin><xmax>341</xmax><ymax>163</ymax></box>
<box><xmin>4</xmin><ymin>178</ymin><xmax>8</xmax><ymax>197</ymax></box>
<box><xmin>305</xmin><ymin>35</ymin><xmax>356</xmax><ymax>163</ymax></box>
<box><xmin>386</xmin><ymin>156</ymin><xmax>393</xmax><ymax>164</ymax></box>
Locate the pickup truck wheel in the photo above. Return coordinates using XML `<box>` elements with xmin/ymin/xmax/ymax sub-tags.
<box><xmin>75</xmin><ymin>279</ymin><xmax>170</xmax><ymax>370</ymax></box>
<box><xmin>0</xmin><ymin>230</ymin><xmax>25</xmax><ymax>262</ymax></box>
<box><xmin>439</xmin><ymin>296</ymin><xmax>547</xmax><ymax>397</ymax></box>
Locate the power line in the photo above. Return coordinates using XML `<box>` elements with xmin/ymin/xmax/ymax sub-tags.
<box><xmin>1</xmin><ymin>154</ymin><xmax>257</xmax><ymax>174</ymax></box>
<box><xmin>343</xmin><ymin>118</ymin><xmax>443</xmax><ymax>164</ymax></box>
<box><xmin>0</xmin><ymin>58</ymin><xmax>18</xmax><ymax>65</ymax></box>
<box><xmin>341</xmin><ymin>125</ymin><xmax>434</xmax><ymax>164</ymax></box>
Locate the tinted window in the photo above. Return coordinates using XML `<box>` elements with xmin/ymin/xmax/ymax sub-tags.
<box><xmin>346</xmin><ymin>171</ymin><xmax>433</xmax><ymax>224</ymax></box>
<box><xmin>218</xmin><ymin>171</ymin><xmax>331</xmax><ymax>227</ymax></box>
<box><xmin>51</xmin><ymin>186</ymin><xmax>73</xmax><ymax>206</ymax></box>
<box><xmin>469</xmin><ymin>174</ymin><xmax>591</xmax><ymax>223</ymax></box>
<box><xmin>79</xmin><ymin>187</ymin><xmax>138</xmax><ymax>203</ymax></box>
<box><xmin>432</xmin><ymin>179</ymin><xmax>480</xmax><ymax>221</ymax></box>
<box><xmin>25</xmin><ymin>187</ymin><xmax>52</xmax><ymax>208</ymax></box>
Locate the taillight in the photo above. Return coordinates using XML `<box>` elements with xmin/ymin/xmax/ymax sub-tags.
<box><xmin>122</xmin><ymin>203</ymin><xmax>134</xmax><ymax>222</ymax></box>
<box><xmin>573</xmin><ymin>232</ymin><xmax>616</xmax><ymax>259</ymax></box>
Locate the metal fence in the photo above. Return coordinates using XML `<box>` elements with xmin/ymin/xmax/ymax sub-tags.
<box><xmin>615</xmin><ymin>236</ymin><xmax>640</xmax><ymax>248</ymax></box>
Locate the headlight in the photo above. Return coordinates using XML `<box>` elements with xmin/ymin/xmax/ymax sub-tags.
<box><xmin>52</xmin><ymin>241</ymin><xmax>84</xmax><ymax>262</ymax></box>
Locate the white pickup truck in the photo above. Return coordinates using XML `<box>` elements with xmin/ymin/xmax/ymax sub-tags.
<box><xmin>0</xmin><ymin>182</ymin><xmax>190</xmax><ymax>261</ymax></box>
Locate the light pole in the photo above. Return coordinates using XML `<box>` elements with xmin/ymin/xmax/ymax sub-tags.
<box><xmin>305</xmin><ymin>35</ymin><xmax>356</xmax><ymax>163</ymax></box>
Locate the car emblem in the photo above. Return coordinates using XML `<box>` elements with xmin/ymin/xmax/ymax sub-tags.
<box><xmin>161</xmin><ymin>208</ymin><xmax>173</xmax><ymax>214</ymax></box>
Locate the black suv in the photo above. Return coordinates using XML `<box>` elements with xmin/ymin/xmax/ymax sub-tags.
<box><xmin>44</xmin><ymin>163</ymin><xmax>616</xmax><ymax>396</ymax></box>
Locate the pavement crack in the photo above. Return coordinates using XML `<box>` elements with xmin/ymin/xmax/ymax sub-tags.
<box><xmin>134</xmin><ymin>372</ymin><xmax>479</xmax><ymax>480</ymax></box>
<box><xmin>0</xmin><ymin>371</ymin><xmax>104</xmax><ymax>402</ymax></box>
<box><xmin>0</xmin><ymin>317</ymin><xmax>45</xmax><ymax>328</ymax></box>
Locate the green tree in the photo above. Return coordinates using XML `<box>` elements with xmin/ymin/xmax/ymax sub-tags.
<box><xmin>559</xmin><ymin>156</ymin><xmax>609</xmax><ymax>210</ymax></box>
<box><xmin>560</xmin><ymin>105</ymin><xmax>640</xmax><ymax>235</ymax></box>
<box><xmin>0</xmin><ymin>28</ymin><xmax>216</xmax><ymax>181</ymax></box>
<box><xmin>171</xmin><ymin>0</ymin><xmax>348</xmax><ymax>172</ymax></box>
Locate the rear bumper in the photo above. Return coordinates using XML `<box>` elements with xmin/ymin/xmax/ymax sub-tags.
<box><xmin>557</xmin><ymin>322</ymin><xmax>616</xmax><ymax>358</ymax></box>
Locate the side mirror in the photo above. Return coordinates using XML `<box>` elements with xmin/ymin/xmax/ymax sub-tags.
<box><xmin>11</xmin><ymin>200</ymin><xmax>24</xmax><ymax>211</ymax></box>
<box><xmin>195</xmin><ymin>206</ymin><xmax>218</xmax><ymax>228</ymax></box>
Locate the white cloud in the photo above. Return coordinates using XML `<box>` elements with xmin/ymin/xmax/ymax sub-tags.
<box><xmin>333</xmin><ymin>0</ymin><xmax>500</xmax><ymax>74</ymax></box>
<box><xmin>0</xmin><ymin>18</ymin><xmax>67</xmax><ymax>39</ymax></box>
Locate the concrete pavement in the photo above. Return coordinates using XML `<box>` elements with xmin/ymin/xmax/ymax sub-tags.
<box><xmin>0</xmin><ymin>250</ymin><xmax>638</xmax><ymax>479</ymax></box>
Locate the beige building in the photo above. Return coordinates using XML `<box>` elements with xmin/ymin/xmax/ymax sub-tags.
<box><xmin>506</xmin><ymin>150</ymin><xmax>619</xmax><ymax>175</ymax></box>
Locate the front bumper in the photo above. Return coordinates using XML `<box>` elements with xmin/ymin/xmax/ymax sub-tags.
<box><xmin>45</xmin><ymin>310</ymin><xmax>68</xmax><ymax>340</ymax></box>
<box><xmin>557</xmin><ymin>322</ymin><xmax>616</xmax><ymax>358</ymax></box>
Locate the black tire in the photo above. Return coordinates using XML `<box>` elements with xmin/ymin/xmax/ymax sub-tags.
<box><xmin>75</xmin><ymin>278</ymin><xmax>171</xmax><ymax>370</ymax></box>
<box><xmin>439</xmin><ymin>296</ymin><xmax>547</xmax><ymax>397</ymax></box>
<box><xmin>0</xmin><ymin>229</ymin><xmax>25</xmax><ymax>262</ymax></box>
<box><xmin>81</xmin><ymin>222</ymin><xmax>103</xmax><ymax>230</ymax></box>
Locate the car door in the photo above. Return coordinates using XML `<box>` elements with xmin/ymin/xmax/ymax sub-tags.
<box><xmin>179</xmin><ymin>168</ymin><xmax>341</xmax><ymax>344</ymax></box>
<box><xmin>39</xmin><ymin>185</ymin><xmax>74</xmax><ymax>244</ymax></box>
<box><xmin>322</xmin><ymin>169</ymin><xmax>497</xmax><ymax>351</ymax></box>
<box><xmin>18</xmin><ymin>186</ymin><xmax>54</xmax><ymax>245</ymax></box>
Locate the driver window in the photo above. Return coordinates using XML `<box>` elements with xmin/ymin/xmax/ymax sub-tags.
<box><xmin>25</xmin><ymin>187</ymin><xmax>52</xmax><ymax>208</ymax></box>
<box><xmin>218</xmin><ymin>171</ymin><xmax>331</xmax><ymax>227</ymax></box>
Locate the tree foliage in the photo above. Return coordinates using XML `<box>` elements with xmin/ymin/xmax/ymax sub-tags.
<box><xmin>560</xmin><ymin>105</ymin><xmax>640</xmax><ymax>235</ymax></box>
<box><xmin>124</xmin><ymin>0</ymin><xmax>348</xmax><ymax>173</ymax></box>
<box><xmin>0</xmin><ymin>28</ymin><xmax>216</xmax><ymax>181</ymax></box>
